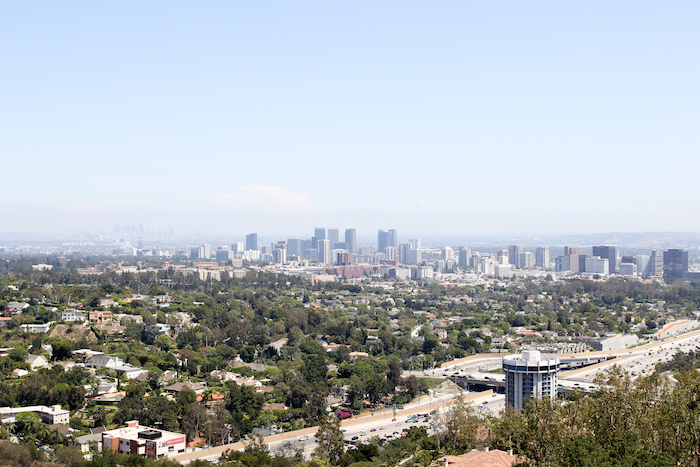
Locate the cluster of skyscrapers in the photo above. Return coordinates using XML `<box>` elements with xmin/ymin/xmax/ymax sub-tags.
<box><xmin>209</xmin><ymin>228</ymin><xmax>427</xmax><ymax>267</ymax></box>
<box><xmin>187</xmin><ymin>231</ymin><xmax>695</xmax><ymax>281</ymax></box>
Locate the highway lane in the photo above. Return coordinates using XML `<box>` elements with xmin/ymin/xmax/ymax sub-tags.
<box><xmin>177</xmin><ymin>390</ymin><xmax>496</xmax><ymax>464</ymax></box>
<box><xmin>179</xmin><ymin>329</ymin><xmax>700</xmax><ymax>464</ymax></box>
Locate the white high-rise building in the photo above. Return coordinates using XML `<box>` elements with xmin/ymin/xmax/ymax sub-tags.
<box><xmin>585</xmin><ymin>256</ymin><xmax>609</xmax><ymax>275</ymax></box>
<box><xmin>317</xmin><ymin>239</ymin><xmax>331</xmax><ymax>264</ymax></box>
<box><xmin>442</xmin><ymin>247</ymin><xmax>454</xmax><ymax>261</ymax></box>
<box><xmin>503</xmin><ymin>350</ymin><xmax>560</xmax><ymax>410</ymax></box>
<box><xmin>384</xmin><ymin>246</ymin><xmax>396</xmax><ymax>261</ymax></box>
<box><xmin>619</xmin><ymin>263</ymin><xmax>637</xmax><ymax>275</ymax></box>
<box><xmin>520</xmin><ymin>252</ymin><xmax>535</xmax><ymax>269</ymax></box>
<box><xmin>405</xmin><ymin>249</ymin><xmax>421</xmax><ymax>265</ymax></box>
<box><xmin>535</xmin><ymin>247</ymin><xmax>550</xmax><ymax>268</ymax></box>
<box><xmin>636</xmin><ymin>255</ymin><xmax>650</xmax><ymax>276</ymax></box>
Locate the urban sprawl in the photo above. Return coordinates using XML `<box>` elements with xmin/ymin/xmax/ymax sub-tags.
<box><xmin>0</xmin><ymin>227</ymin><xmax>699</xmax><ymax>467</ymax></box>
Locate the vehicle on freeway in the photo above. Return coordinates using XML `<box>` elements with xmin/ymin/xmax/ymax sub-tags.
<box><xmin>380</xmin><ymin>426</ymin><xmax>386</xmax><ymax>430</ymax></box>
<box><xmin>352</xmin><ymin>436</ymin><xmax>359</xmax><ymax>441</ymax></box>
<box><xmin>370</xmin><ymin>428</ymin><xmax>377</xmax><ymax>432</ymax></box>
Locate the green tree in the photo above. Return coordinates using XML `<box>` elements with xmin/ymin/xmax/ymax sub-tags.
<box><xmin>434</xmin><ymin>396</ymin><xmax>481</xmax><ymax>453</ymax></box>
<box><xmin>313</xmin><ymin>413</ymin><xmax>344</xmax><ymax>465</ymax></box>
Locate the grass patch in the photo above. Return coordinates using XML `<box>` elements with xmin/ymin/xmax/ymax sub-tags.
<box><xmin>419</xmin><ymin>377</ymin><xmax>446</xmax><ymax>389</ymax></box>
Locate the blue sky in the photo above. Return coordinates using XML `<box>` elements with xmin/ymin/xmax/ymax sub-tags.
<box><xmin>1</xmin><ymin>2</ymin><xmax>699</xmax><ymax>237</ymax></box>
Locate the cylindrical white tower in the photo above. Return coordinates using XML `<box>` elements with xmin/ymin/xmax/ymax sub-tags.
<box><xmin>503</xmin><ymin>350</ymin><xmax>560</xmax><ymax>410</ymax></box>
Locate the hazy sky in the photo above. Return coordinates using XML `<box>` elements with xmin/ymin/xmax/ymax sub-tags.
<box><xmin>1</xmin><ymin>2</ymin><xmax>699</xmax><ymax>237</ymax></box>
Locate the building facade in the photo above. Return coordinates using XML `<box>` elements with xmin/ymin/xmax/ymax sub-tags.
<box><xmin>344</xmin><ymin>228</ymin><xmax>357</xmax><ymax>254</ymax></box>
<box><xmin>102</xmin><ymin>421</ymin><xmax>186</xmax><ymax>459</ymax></box>
<box><xmin>503</xmin><ymin>350</ymin><xmax>560</xmax><ymax>410</ymax></box>
<box><xmin>317</xmin><ymin>239</ymin><xmax>331</xmax><ymax>264</ymax></box>
<box><xmin>664</xmin><ymin>249</ymin><xmax>688</xmax><ymax>278</ymax></box>
<box><xmin>535</xmin><ymin>247</ymin><xmax>550</xmax><ymax>268</ymax></box>
<box><xmin>592</xmin><ymin>246</ymin><xmax>617</xmax><ymax>274</ymax></box>
<box><xmin>246</xmin><ymin>233</ymin><xmax>258</xmax><ymax>252</ymax></box>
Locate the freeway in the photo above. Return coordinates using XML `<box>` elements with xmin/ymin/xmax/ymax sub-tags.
<box><xmin>177</xmin><ymin>328</ymin><xmax>700</xmax><ymax>464</ymax></box>
<box><xmin>175</xmin><ymin>390</ymin><xmax>499</xmax><ymax>464</ymax></box>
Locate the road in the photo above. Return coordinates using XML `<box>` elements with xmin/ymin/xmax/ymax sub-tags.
<box><xmin>177</xmin><ymin>328</ymin><xmax>700</xmax><ymax>464</ymax></box>
<box><xmin>175</xmin><ymin>390</ymin><xmax>498</xmax><ymax>464</ymax></box>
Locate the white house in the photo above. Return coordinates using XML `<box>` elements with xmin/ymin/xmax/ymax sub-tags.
<box><xmin>87</xmin><ymin>355</ymin><xmax>124</xmax><ymax>369</ymax></box>
<box><xmin>25</xmin><ymin>354</ymin><xmax>49</xmax><ymax>370</ymax></box>
<box><xmin>61</xmin><ymin>309</ymin><xmax>85</xmax><ymax>322</ymax></box>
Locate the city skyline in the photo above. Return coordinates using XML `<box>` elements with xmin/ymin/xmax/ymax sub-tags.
<box><xmin>2</xmin><ymin>3</ymin><xmax>700</xmax><ymax>236</ymax></box>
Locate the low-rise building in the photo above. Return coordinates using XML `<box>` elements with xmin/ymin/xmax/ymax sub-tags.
<box><xmin>102</xmin><ymin>420</ymin><xmax>186</xmax><ymax>458</ymax></box>
<box><xmin>0</xmin><ymin>404</ymin><xmax>70</xmax><ymax>425</ymax></box>
<box><xmin>87</xmin><ymin>355</ymin><xmax>124</xmax><ymax>369</ymax></box>
<box><xmin>61</xmin><ymin>309</ymin><xmax>85</xmax><ymax>322</ymax></box>
<box><xmin>25</xmin><ymin>354</ymin><xmax>49</xmax><ymax>370</ymax></box>
<box><xmin>21</xmin><ymin>322</ymin><xmax>54</xmax><ymax>333</ymax></box>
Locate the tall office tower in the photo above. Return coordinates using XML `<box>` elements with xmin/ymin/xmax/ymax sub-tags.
<box><xmin>564</xmin><ymin>246</ymin><xmax>580</xmax><ymax>273</ymax></box>
<box><xmin>409</xmin><ymin>238</ymin><xmax>422</xmax><ymax>251</ymax></box>
<box><xmin>586</xmin><ymin>257</ymin><xmax>609</xmax><ymax>275</ymax></box>
<box><xmin>398</xmin><ymin>243</ymin><xmax>411</xmax><ymax>263</ymax></box>
<box><xmin>337</xmin><ymin>251</ymin><xmax>353</xmax><ymax>265</ymax></box>
<box><xmin>442</xmin><ymin>247</ymin><xmax>454</xmax><ymax>261</ymax></box>
<box><xmin>327</xmin><ymin>229</ymin><xmax>339</xmax><ymax>249</ymax></box>
<box><xmin>384</xmin><ymin>246</ymin><xmax>396</xmax><ymax>261</ymax></box>
<box><xmin>636</xmin><ymin>255</ymin><xmax>650</xmax><ymax>276</ymax></box>
<box><xmin>287</xmin><ymin>239</ymin><xmax>303</xmax><ymax>256</ymax></box>
<box><xmin>509</xmin><ymin>245</ymin><xmax>523</xmax><ymax>268</ymax></box>
<box><xmin>497</xmin><ymin>249</ymin><xmax>509</xmax><ymax>265</ymax></box>
<box><xmin>578</xmin><ymin>254</ymin><xmax>590</xmax><ymax>273</ymax></box>
<box><xmin>592</xmin><ymin>246</ymin><xmax>618</xmax><ymax>274</ymax></box>
<box><xmin>246</xmin><ymin>233</ymin><xmax>258</xmax><ymax>251</ymax></box>
<box><xmin>520</xmin><ymin>252</ymin><xmax>535</xmax><ymax>269</ymax></box>
<box><xmin>202</xmin><ymin>244</ymin><xmax>211</xmax><ymax>259</ymax></box>
<box><xmin>190</xmin><ymin>247</ymin><xmax>204</xmax><ymax>260</ymax></box>
<box><xmin>216</xmin><ymin>246</ymin><xmax>233</xmax><ymax>261</ymax></box>
<box><xmin>272</xmin><ymin>243</ymin><xmax>287</xmax><ymax>265</ymax></box>
<box><xmin>388</xmin><ymin>229</ymin><xmax>398</xmax><ymax>249</ymax></box>
<box><xmin>458</xmin><ymin>247</ymin><xmax>471</xmax><ymax>267</ymax></box>
<box><xmin>345</xmin><ymin>228</ymin><xmax>357</xmax><ymax>254</ymax></box>
<box><xmin>231</xmin><ymin>242</ymin><xmax>244</xmax><ymax>255</ymax></box>
<box><xmin>317</xmin><ymin>239</ymin><xmax>331</xmax><ymax>264</ymax></box>
<box><xmin>663</xmin><ymin>249</ymin><xmax>689</xmax><ymax>278</ymax></box>
<box><xmin>649</xmin><ymin>250</ymin><xmax>663</xmax><ymax>276</ymax></box>
<box><xmin>535</xmin><ymin>247</ymin><xmax>550</xmax><ymax>268</ymax></box>
<box><xmin>312</xmin><ymin>227</ymin><xmax>326</xmax><ymax>249</ymax></box>
<box><xmin>555</xmin><ymin>255</ymin><xmax>570</xmax><ymax>272</ymax></box>
<box><xmin>406</xmin><ymin>249</ymin><xmax>421</xmax><ymax>265</ymax></box>
<box><xmin>503</xmin><ymin>350</ymin><xmax>560</xmax><ymax>411</ymax></box>
<box><xmin>378</xmin><ymin>230</ymin><xmax>390</xmax><ymax>253</ymax></box>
